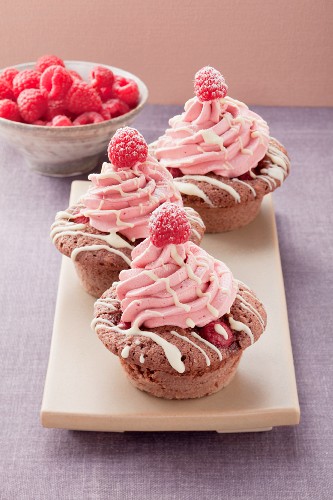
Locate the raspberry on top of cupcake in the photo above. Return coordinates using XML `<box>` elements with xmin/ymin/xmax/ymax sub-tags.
<box><xmin>93</xmin><ymin>203</ymin><xmax>267</xmax><ymax>399</ymax></box>
<box><xmin>51</xmin><ymin>127</ymin><xmax>205</xmax><ymax>297</ymax></box>
<box><xmin>152</xmin><ymin>66</ymin><xmax>290</xmax><ymax>232</ymax></box>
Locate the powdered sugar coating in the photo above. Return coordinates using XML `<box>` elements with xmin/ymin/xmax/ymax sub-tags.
<box><xmin>149</xmin><ymin>203</ymin><xmax>191</xmax><ymax>247</ymax></box>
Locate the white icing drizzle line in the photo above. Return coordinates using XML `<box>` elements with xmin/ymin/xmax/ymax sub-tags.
<box><xmin>177</xmin><ymin>175</ymin><xmax>241</xmax><ymax>203</ymax></box>
<box><xmin>170</xmin><ymin>330</ymin><xmax>211</xmax><ymax>366</ymax></box>
<box><xmin>174</xmin><ymin>180</ymin><xmax>213</xmax><ymax>207</ymax></box>
<box><xmin>228</xmin><ymin>316</ymin><xmax>254</xmax><ymax>344</ymax></box>
<box><xmin>94</xmin><ymin>297</ymin><xmax>119</xmax><ymax>312</ymax></box>
<box><xmin>232</xmin><ymin>178</ymin><xmax>257</xmax><ymax>197</ymax></box>
<box><xmin>190</xmin><ymin>331</ymin><xmax>223</xmax><ymax>361</ymax></box>
<box><xmin>142</xmin><ymin>269</ymin><xmax>191</xmax><ymax>312</ymax></box>
<box><xmin>51</xmin><ymin>212</ymin><xmax>133</xmax><ymax>265</ymax></box>
<box><xmin>139</xmin><ymin>353</ymin><xmax>145</xmax><ymax>364</ymax></box>
<box><xmin>214</xmin><ymin>323</ymin><xmax>229</xmax><ymax>340</ymax></box>
<box><xmin>236</xmin><ymin>293</ymin><xmax>265</xmax><ymax>330</ymax></box>
<box><xmin>93</xmin><ymin>316</ymin><xmax>186</xmax><ymax>373</ymax></box>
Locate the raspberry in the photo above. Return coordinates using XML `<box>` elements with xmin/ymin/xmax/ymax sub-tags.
<box><xmin>108</xmin><ymin>127</ymin><xmax>148</xmax><ymax>169</ymax></box>
<box><xmin>238</xmin><ymin>171</ymin><xmax>253</xmax><ymax>181</ymax></box>
<box><xmin>149</xmin><ymin>203</ymin><xmax>191</xmax><ymax>248</ymax></box>
<box><xmin>44</xmin><ymin>98</ymin><xmax>68</xmax><ymax>120</ymax></box>
<box><xmin>40</xmin><ymin>65</ymin><xmax>73</xmax><ymax>99</ymax></box>
<box><xmin>68</xmin><ymin>70</ymin><xmax>83</xmax><ymax>81</ymax></box>
<box><xmin>17</xmin><ymin>89</ymin><xmax>47</xmax><ymax>123</ymax></box>
<box><xmin>112</xmin><ymin>76</ymin><xmax>139</xmax><ymax>108</ymax></box>
<box><xmin>33</xmin><ymin>120</ymin><xmax>47</xmax><ymax>126</ymax></box>
<box><xmin>0</xmin><ymin>99</ymin><xmax>21</xmax><ymax>121</ymax></box>
<box><xmin>102</xmin><ymin>98</ymin><xmax>129</xmax><ymax>119</ymax></box>
<box><xmin>199</xmin><ymin>320</ymin><xmax>234</xmax><ymax>348</ymax></box>
<box><xmin>51</xmin><ymin>115</ymin><xmax>72</xmax><ymax>126</ymax></box>
<box><xmin>96</xmin><ymin>85</ymin><xmax>114</xmax><ymax>102</ymax></box>
<box><xmin>0</xmin><ymin>80</ymin><xmax>14</xmax><ymax>100</ymax></box>
<box><xmin>73</xmin><ymin>111</ymin><xmax>104</xmax><ymax>125</ymax></box>
<box><xmin>12</xmin><ymin>70</ymin><xmax>41</xmax><ymax>98</ymax></box>
<box><xmin>169</xmin><ymin>167</ymin><xmax>182</xmax><ymax>178</ymax></box>
<box><xmin>0</xmin><ymin>67</ymin><xmax>19</xmax><ymax>89</ymax></box>
<box><xmin>194</xmin><ymin>66</ymin><xmax>228</xmax><ymax>102</ymax></box>
<box><xmin>35</xmin><ymin>55</ymin><xmax>65</xmax><ymax>73</ymax></box>
<box><xmin>65</xmin><ymin>81</ymin><xmax>102</xmax><ymax>114</ymax></box>
<box><xmin>90</xmin><ymin>66</ymin><xmax>114</xmax><ymax>89</ymax></box>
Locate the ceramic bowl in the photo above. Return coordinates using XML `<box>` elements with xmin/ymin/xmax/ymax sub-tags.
<box><xmin>0</xmin><ymin>61</ymin><xmax>148</xmax><ymax>177</ymax></box>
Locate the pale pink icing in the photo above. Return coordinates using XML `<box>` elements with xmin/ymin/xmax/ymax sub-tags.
<box><xmin>80</xmin><ymin>155</ymin><xmax>182</xmax><ymax>240</ymax></box>
<box><xmin>155</xmin><ymin>96</ymin><xmax>270</xmax><ymax>178</ymax></box>
<box><xmin>117</xmin><ymin>238</ymin><xmax>238</xmax><ymax>329</ymax></box>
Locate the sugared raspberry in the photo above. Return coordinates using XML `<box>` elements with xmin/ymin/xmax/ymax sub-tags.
<box><xmin>90</xmin><ymin>66</ymin><xmax>114</xmax><ymax>89</ymax></box>
<box><xmin>40</xmin><ymin>65</ymin><xmax>73</xmax><ymax>99</ymax></box>
<box><xmin>112</xmin><ymin>76</ymin><xmax>139</xmax><ymax>108</ymax></box>
<box><xmin>17</xmin><ymin>89</ymin><xmax>47</xmax><ymax>123</ymax></box>
<box><xmin>102</xmin><ymin>98</ymin><xmax>130</xmax><ymax>119</ymax></box>
<box><xmin>0</xmin><ymin>80</ymin><xmax>14</xmax><ymax>100</ymax></box>
<box><xmin>108</xmin><ymin>127</ymin><xmax>148</xmax><ymax>169</ymax></box>
<box><xmin>169</xmin><ymin>167</ymin><xmax>182</xmax><ymax>178</ymax></box>
<box><xmin>0</xmin><ymin>67</ymin><xmax>19</xmax><ymax>89</ymax></box>
<box><xmin>194</xmin><ymin>66</ymin><xmax>228</xmax><ymax>102</ymax></box>
<box><xmin>73</xmin><ymin>111</ymin><xmax>104</xmax><ymax>125</ymax></box>
<box><xmin>35</xmin><ymin>55</ymin><xmax>65</xmax><ymax>73</ymax></box>
<box><xmin>51</xmin><ymin>115</ymin><xmax>72</xmax><ymax>126</ymax></box>
<box><xmin>12</xmin><ymin>70</ymin><xmax>41</xmax><ymax>98</ymax></box>
<box><xmin>149</xmin><ymin>203</ymin><xmax>191</xmax><ymax>248</ymax></box>
<box><xmin>0</xmin><ymin>99</ymin><xmax>21</xmax><ymax>122</ymax></box>
<box><xmin>65</xmin><ymin>81</ymin><xmax>102</xmax><ymax>114</ymax></box>
<box><xmin>200</xmin><ymin>320</ymin><xmax>234</xmax><ymax>348</ymax></box>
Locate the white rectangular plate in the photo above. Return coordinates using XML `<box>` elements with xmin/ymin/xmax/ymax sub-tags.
<box><xmin>41</xmin><ymin>181</ymin><xmax>300</xmax><ymax>432</ymax></box>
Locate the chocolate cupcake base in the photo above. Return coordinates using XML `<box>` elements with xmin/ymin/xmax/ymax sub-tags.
<box><xmin>121</xmin><ymin>352</ymin><xmax>242</xmax><ymax>399</ymax></box>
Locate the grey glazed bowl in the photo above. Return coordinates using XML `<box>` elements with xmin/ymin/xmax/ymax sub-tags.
<box><xmin>0</xmin><ymin>61</ymin><xmax>148</xmax><ymax>176</ymax></box>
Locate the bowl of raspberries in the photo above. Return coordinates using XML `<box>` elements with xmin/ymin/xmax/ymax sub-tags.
<box><xmin>0</xmin><ymin>55</ymin><xmax>148</xmax><ymax>176</ymax></box>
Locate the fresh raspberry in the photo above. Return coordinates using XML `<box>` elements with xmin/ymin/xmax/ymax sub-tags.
<box><xmin>0</xmin><ymin>80</ymin><xmax>14</xmax><ymax>100</ymax></box>
<box><xmin>96</xmin><ymin>85</ymin><xmax>114</xmax><ymax>102</ymax></box>
<box><xmin>112</xmin><ymin>76</ymin><xmax>139</xmax><ymax>108</ymax></box>
<box><xmin>238</xmin><ymin>171</ymin><xmax>253</xmax><ymax>181</ymax></box>
<box><xmin>40</xmin><ymin>65</ymin><xmax>73</xmax><ymax>99</ymax></box>
<box><xmin>73</xmin><ymin>215</ymin><xmax>89</xmax><ymax>224</ymax></box>
<box><xmin>0</xmin><ymin>99</ymin><xmax>21</xmax><ymax>121</ymax></box>
<box><xmin>108</xmin><ymin>127</ymin><xmax>148</xmax><ymax>169</ymax></box>
<box><xmin>0</xmin><ymin>67</ymin><xmax>19</xmax><ymax>89</ymax></box>
<box><xmin>51</xmin><ymin>115</ymin><xmax>72</xmax><ymax>126</ymax></box>
<box><xmin>200</xmin><ymin>320</ymin><xmax>234</xmax><ymax>348</ymax></box>
<box><xmin>194</xmin><ymin>66</ymin><xmax>228</xmax><ymax>102</ymax></box>
<box><xmin>65</xmin><ymin>81</ymin><xmax>102</xmax><ymax>114</ymax></box>
<box><xmin>169</xmin><ymin>167</ymin><xmax>182</xmax><ymax>178</ymax></box>
<box><xmin>17</xmin><ymin>89</ymin><xmax>47</xmax><ymax>123</ymax></box>
<box><xmin>73</xmin><ymin>111</ymin><xmax>104</xmax><ymax>125</ymax></box>
<box><xmin>90</xmin><ymin>66</ymin><xmax>114</xmax><ymax>89</ymax></box>
<box><xmin>12</xmin><ymin>70</ymin><xmax>41</xmax><ymax>98</ymax></box>
<box><xmin>35</xmin><ymin>55</ymin><xmax>65</xmax><ymax>73</ymax></box>
<box><xmin>68</xmin><ymin>70</ymin><xmax>83</xmax><ymax>81</ymax></box>
<box><xmin>44</xmin><ymin>98</ymin><xmax>68</xmax><ymax>120</ymax></box>
<box><xmin>149</xmin><ymin>203</ymin><xmax>191</xmax><ymax>248</ymax></box>
<box><xmin>33</xmin><ymin>120</ymin><xmax>47</xmax><ymax>126</ymax></box>
<box><xmin>102</xmin><ymin>98</ymin><xmax>130</xmax><ymax>119</ymax></box>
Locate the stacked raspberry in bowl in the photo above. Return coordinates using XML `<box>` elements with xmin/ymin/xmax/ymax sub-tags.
<box><xmin>0</xmin><ymin>54</ymin><xmax>140</xmax><ymax>126</ymax></box>
<box><xmin>0</xmin><ymin>57</ymin><xmax>148</xmax><ymax>176</ymax></box>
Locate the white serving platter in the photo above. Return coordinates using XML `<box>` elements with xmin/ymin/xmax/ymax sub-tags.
<box><xmin>41</xmin><ymin>180</ymin><xmax>300</xmax><ymax>432</ymax></box>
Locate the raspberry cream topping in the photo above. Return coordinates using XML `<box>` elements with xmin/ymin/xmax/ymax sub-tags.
<box><xmin>80</xmin><ymin>156</ymin><xmax>182</xmax><ymax>241</ymax></box>
<box><xmin>116</xmin><ymin>238</ymin><xmax>238</xmax><ymax>330</ymax></box>
<box><xmin>155</xmin><ymin>78</ymin><xmax>270</xmax><ymax>179</ymax></box>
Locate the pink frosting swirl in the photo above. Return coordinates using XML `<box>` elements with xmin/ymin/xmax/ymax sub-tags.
<box><xmin>80</xmin><ymin>155</ymin><xmax>182</xmax><ymax>240</ymax></box>
<box><xmin>155</xmin><ymin>96</ymin><xmax>270</xmax><ymax>178</ymax></box>
<box><xmin>116</xmin><ymin>238</ymin><xmax>237</xmax><ymax>329</ymax></box>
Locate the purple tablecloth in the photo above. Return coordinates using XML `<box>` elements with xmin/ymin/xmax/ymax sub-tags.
<box><xmin>0</xmin><ymin>105</ymin><xmax>332</xmax><ymax>499</ymax></box>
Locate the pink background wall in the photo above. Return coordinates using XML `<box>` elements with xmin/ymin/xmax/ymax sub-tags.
<box><xmin>1</xmin><ymin>0</ymin><xmax>332</xmax><ymax>106</ymax></box>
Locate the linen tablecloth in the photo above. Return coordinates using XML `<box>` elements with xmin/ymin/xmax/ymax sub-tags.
<box><xmin>0</xmin><ymin>105</ymin><xmax>332</xmax><ymax>499</ymax></box>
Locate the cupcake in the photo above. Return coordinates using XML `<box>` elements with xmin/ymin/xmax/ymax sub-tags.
<box><xmin>92</xmin><ymin>203</ymin><xmax>267</xmax><ymax>399</ymax></box>
<box><xmin>51</xmin><ymin>127</ymin><xmax>205</xmax><ymax>297</ymax></box>
<box><xmin>153</xmin><ymin>66</ymin><xmax>290</xmax><ymax>232</ymax></box>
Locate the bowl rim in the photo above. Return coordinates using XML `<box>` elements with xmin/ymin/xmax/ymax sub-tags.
<box><xmin>0</xmin><ymin>60</ymin><xmax>148</xmax><ymax>132</ymax></box>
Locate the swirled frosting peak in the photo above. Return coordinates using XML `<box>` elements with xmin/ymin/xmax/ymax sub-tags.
<box><xmin>116</xmin><ymin>237</ymin><xmax>237</xmax><ymax>330</ymax></box>
<box><xmin>80</xmin><ymin>155</ymin><xmax>182</xmax><ymax>240</ymax></box>
<box><xmin>155</xmin><ymin>70</ymin><xmax>270</xmax><ymax>178</ymax></box>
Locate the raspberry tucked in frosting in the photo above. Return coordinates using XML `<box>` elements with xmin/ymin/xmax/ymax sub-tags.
<box><xmin>116</xmin><ymin>203</ymin><xmax>237</xmax><ymax>330</ymax></box>
<box><xmin>80</xmin><ymin>128</ymin><xmax>182</xmax><ymax>241</ymax></box>
<box><xmin>155</xmin><ymin>66</ymin><xmax>270</xmax><ymax>179</ymax></box>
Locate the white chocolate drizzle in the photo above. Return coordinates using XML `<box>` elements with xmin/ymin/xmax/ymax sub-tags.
<box><xmin>228</xmin><ymin>316</ymin><xmax>254</xmax><ymax>344</ymax></box>
<box><xmin>170</xmin><ymin>330</ymin><xmax>211</xmax><ymax>366</ymax></box>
